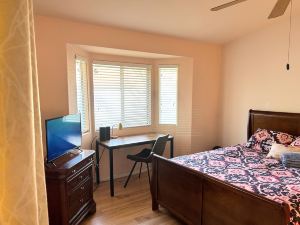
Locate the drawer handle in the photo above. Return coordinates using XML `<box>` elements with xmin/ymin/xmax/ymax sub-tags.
<box><xmin>79</xmin><ymin>199</ymin><xmax>84</xmax><ymax>203</ymax></box>
<box><xmin>79</xmin><ymin>175</ymin><xmax>83</xmax><ymax>180</ymax></box>
<box><xmin>80</xmin><ymin>186</ymin><xmax>85</xmax><ymax>190</ymax></box>
<box><xmin>72</xmin><ymin>169</ymin><xmax>76</xmax><ymax>174</ymax></box>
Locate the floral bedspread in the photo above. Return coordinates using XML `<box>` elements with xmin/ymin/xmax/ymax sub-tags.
<box><xmin>172</xmin><ymin>145</ymin><xmax>300</xmax><ymax>225</ymax></box>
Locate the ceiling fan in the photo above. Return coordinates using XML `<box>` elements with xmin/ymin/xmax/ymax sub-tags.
<box><xmin>211</xmin><ymin>0</ymin><xmax>291</xmax><ymax>19</ymax></box>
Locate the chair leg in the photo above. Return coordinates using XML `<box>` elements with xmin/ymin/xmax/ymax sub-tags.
<box><xmin>146</xmin><ymin>163</ymin><xmax>151</xmax><ymax>186</ymax></box>
<box><xmin>139</xmin><ymin>162</ymin><xmax>143</xmax><ymax>179</ymax></box>
<box><xmin>124</xmin><ymin>162</ymin><xmax>137</xmax><ymax>188</ymax></box>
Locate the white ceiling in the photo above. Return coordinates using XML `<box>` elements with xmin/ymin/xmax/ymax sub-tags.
<box><xmin>33</xmin><ymin>0</ymin><xmax>300</xmax><ymax>44</ymax></box>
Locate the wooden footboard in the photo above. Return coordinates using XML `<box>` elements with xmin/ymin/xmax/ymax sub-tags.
<box><xmin>151</xmin><ymin>155</ymin><xmax>290</xmax><ymax>225</ymax></box>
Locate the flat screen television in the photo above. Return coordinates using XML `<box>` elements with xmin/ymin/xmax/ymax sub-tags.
<box><xmin>45</xmin><ymin>114</ymin><xmax>82</xmax><ymax>163</ymax></box>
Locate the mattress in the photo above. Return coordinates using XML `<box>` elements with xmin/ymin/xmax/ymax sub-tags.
<box><xmin>172</xmin><ymin>145</ymin><xmax>300</xmax><ymax>225</ymax></box>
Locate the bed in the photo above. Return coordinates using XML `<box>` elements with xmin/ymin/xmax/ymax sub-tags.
<box><xmin>151</xmin><ymin>110</ymin><xmax>300</xmax><ymax>225</ymax></box>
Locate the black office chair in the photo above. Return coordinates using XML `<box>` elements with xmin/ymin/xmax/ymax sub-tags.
<box><xmin>124</xmin><ymin>134</ymin><xmax>169</xmax><ymax>188</ymax></box>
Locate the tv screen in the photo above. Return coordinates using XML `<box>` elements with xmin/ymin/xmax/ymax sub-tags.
<box><xmin>46</xmin><ymin>114</ymin><xmax>82</xmax><ymax>162</ymax></box>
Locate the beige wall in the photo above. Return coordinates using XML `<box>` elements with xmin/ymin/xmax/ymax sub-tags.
<box><xmin>35</xmin><ymin>15</ymin><xmax>222</xmax><ymax>179</ymax></box>
<box><xmin>192</xmin><ymin>55</ymin><xmax>222</xmax><ymax>152</ymax></box>
<box><xmin>220</xmin><ymin>15</ymin><xmax>300</xmax><ymax>146</ymax></box>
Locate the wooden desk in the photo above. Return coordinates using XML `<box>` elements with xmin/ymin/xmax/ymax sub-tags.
<box><xmin>95</xmin><ymin>133</ymin><xmax>174</xmax><ymax>196</ymax></box>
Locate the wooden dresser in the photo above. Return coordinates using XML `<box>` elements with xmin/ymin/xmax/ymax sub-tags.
<box><xmin>45</xmin><ymin>150</ymin><xmax>96</xmax><ymax>225</ymax></box>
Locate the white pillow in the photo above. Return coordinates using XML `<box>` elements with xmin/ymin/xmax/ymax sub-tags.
<box><xmin>267</xmin><ymin>143</ymin><xmax>300</xmax><ymax>159</ymax></box>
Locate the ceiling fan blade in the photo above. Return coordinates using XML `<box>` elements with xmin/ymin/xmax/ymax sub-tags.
<box><xmin>211</xmin><ymin>0</ymin><xmax>248</xmax><ymax>11</ymax></box>
<box><xmin>268</xmin><ymin>0</ymin><xmax>291</xmax><ymax>19</ymax></box>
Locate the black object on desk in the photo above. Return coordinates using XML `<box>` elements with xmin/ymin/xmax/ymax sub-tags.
<box><xmin>99</xmin><ymin>126</ymin><xmax>110</xmax><ymax>141</ymax></box>
<box><xmin>94</xmin><ymin>133</ymin><xmax>174</xmax><ymax>197</ymax></box>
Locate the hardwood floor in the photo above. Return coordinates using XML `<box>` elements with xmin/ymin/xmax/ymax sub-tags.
<box><xmin>82</xmin><ymin>173</ymin><xmax>184</xmax><ymax>225</ymax></box>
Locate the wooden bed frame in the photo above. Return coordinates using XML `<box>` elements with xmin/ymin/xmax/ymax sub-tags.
<box><xmin>151</xmin><ymin>109</ymin><xmax>300</xmax><ymax>225</ymax></box>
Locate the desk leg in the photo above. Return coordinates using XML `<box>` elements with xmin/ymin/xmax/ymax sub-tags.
<box><xmin>109</xmin><ymin>149</ymin><xmax>114</xmax><ymax>197</ymax></box>
<box><xmin>170</xmin><ymin>139</ymin><xmax>174</xmax><ymax>158</ymax></box>
<box><xmin>95</xmin><ymin>142</ymin><xmax>100</xmax><ymax>185</ymax></box>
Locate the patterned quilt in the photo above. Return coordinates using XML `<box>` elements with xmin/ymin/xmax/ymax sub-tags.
<box><xmin>172</xmin><ymin>145</ymin><xmax>300</xmax><ymax>225</ymax></box>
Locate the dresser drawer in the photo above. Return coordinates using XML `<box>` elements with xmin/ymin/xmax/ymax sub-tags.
<box><xmin>67</xmin><ymin>155</ymin><xmax>94</xmax><ymax>177</ymax></box>
<box><xmin>67</xmin><ymin>166</ymin><xmax>91</xmax><ymax>192</ymax></box>
<box><xmin>68</xmin><ymin>178</ymin><xmax>92</xmax><ymax>219</ymax></box>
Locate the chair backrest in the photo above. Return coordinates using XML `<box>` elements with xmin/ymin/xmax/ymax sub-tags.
<box><xmin>151</xmin><ymin>134</ymin><xmax>169</xmax><ymax>156</ymax></box>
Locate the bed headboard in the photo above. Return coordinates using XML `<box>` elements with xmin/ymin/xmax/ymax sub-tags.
<box><xmin>247</xmin><ymin>109</ymin><xmax>300</xmax><ymax>139</ymax></box>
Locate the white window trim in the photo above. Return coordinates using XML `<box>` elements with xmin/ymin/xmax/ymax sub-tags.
<box><xmin>93</xmin><ymin>60</ymin><xmax>152</xmax><ymax>69</ymax></box>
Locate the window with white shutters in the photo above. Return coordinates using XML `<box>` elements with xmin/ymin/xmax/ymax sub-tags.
<box><xmin>93</xmin><ymin>62</ymin><xmax>151</xmax><ymax>129</ymax></box>
<box><xmin>75</xmin><ymin>58</ymin><xmax>90</xmax><ymax>133</ymax></box>
<box><xmin>159</xmin><ymin>66</ymin><xmax>178</xmax><ymax>125</ymax></box>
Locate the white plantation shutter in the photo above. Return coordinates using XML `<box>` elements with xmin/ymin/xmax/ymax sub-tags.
<box><xmin>93</xmin><ymin>62</ymin><xmax>151</xmax><ymax>129</ymax></box>
<box><xmin>123</xmin><ymin>66</ymin><xmax>151</xmax><ymax>127</ymax></box>
<box><xmin>75</xmin><ymin>58</ymin><xmax>90</xmax><ymax>133</ymax></box>
<box><xmin>93</xmin><ymin>64</ymin><xmax>121</xmax><ymax>128</ymax></box>
<box><xmin>159</xmin><ymin>66</ymin><xmax>178</xmax><ymax>125</ymax></box>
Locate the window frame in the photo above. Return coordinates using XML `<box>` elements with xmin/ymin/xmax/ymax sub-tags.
<box><xmin>158</xmin><ymin>65</ymin><xmax>179</xmax><ymax>125</ymax></box>
<box><xmin>75</xmin><ymin>56</ymin><xmax>90</xmax><ymax>134</ymax></box>
<box><xmin>92</xmin><ymin>60</ymin><xmax>152</xmax><ymax>130</ymax></box>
